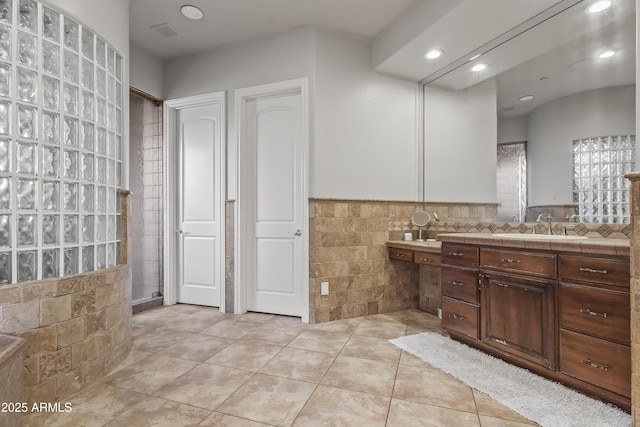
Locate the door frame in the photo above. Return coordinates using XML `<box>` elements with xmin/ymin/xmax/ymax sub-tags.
<box><xmin>235</xmin><ymin>78</ymin><xmax>309</xmax><ymax>322</ymax></box>
<box><xmin>163</xmin><ymin>91</ymin><xmax>226</xmax><ymax>310</ymax></box>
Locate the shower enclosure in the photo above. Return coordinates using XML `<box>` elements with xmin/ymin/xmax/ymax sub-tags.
<box><xmin>129</xmin><ymin>90</ymin><xmax>163</xmax><ymax>311</ymax></box>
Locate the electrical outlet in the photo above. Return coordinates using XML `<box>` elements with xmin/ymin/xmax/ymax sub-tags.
<box><xmin>320</xmin><ymin>282</ymin><xmax>329</xmax><ymax>295</ymax></box>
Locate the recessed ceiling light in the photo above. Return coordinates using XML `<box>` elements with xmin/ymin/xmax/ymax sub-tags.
<box><xmin>519</xmin><ymin>95</ymin><xmax>535</xmax><ymax>102</ymax></box>
<box><xmin>471</xmin><ymin>63</ymin><xmax>487</xmax><ymax>72</ymax></box>
<box><xmin>598</xmin><ymin>50</ymin><xmax>616</xmax><ymax>59</ymax></box>
<box><xmin>588</xmin><ymin>1</ymin><xmax>611</xmax><ymax>13</ymax></box>
<box><xmin>181</xmin><ymin>5</ymin><xmax>203</xmax><ymax>20</ymax></box>
<box><xmin>425</xmin><ymin>49</ymin><xmax>444</xmax><ymax>60</ymax></box>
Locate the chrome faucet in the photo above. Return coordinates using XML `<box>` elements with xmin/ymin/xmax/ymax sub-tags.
<box><xmin>536</xmin><ymin>213</ymin><xmax>552</xmax><ymax>235</ymax></box>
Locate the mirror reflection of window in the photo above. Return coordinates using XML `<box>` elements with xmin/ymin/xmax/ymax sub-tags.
<box><xmin>497</xmin><ymin>142</ymin><xmax>527</xmax><ymax>222</ymax></box>
<box><xmin>572</xmin><ymin>135</ymin><xmax>635</xmax><ymax>223</ymax></box>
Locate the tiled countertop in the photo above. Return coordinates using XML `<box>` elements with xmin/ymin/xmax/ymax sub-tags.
<box><xmin>437</xmin><ymin>233</ymin><xmax>630</xmax><ymax>257</ymax></box>
<box><xmin>387</xmin><ymin>233</ymin><xmax>629</xmax><ymax>257</ymax></box>
<box><xmin>386</xmin><ymin>240</ymin><xmax>441</xmax><ymax>254</ymax></box>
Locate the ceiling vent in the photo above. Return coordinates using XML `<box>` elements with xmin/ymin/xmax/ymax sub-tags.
<box><xmin>150</xmin><ymin>23</ymin><xmax>180</xmax><ymax>38</ymax></box>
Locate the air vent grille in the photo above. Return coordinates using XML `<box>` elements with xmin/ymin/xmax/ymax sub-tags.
<box><xmin>150</xmin><ymin>23</ymin><xmax>179</xmax><ymax>38</ymax></box>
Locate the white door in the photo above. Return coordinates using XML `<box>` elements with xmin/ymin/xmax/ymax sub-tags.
<box><xmin>175</xmin><ymin>101</ymin><xmax>223</xmax><ymax>306</ymax></box>
<box><xmin>240</xmin><ymin>85</ymin><xmax>307</xmax><ymax>317</ymax></box>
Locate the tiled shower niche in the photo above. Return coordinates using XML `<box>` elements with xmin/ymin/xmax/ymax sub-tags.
<box><xmin>0</xmin><ymin>0</ymin><xmax>123</xmax><ymax>284</ymax></box>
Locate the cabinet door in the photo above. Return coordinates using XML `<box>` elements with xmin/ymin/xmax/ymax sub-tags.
<box><xmin>481</xmin><ymin>272</ymin><xmax>556</xmax><ymax>369</ymax></box>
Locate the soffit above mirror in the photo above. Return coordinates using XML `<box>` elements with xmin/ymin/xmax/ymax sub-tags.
<box><xmin>372</xmin><ymin>0</ymin><xmax>563</xmax><ymax>81</ymax></box>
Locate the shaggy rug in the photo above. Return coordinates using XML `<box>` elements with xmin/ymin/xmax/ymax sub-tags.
<box><xmin>389</xmin><ymin>332</ymin><xmax>631</xmax><ymax>427</ymax></box>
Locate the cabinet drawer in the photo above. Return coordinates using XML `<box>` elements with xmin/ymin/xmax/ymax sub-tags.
<box><xmin>441</xmin><ymin>267</ymin><xmax>478</xmax><ymax>303</ymax></box>
<box><xmin>480</xmin><ymin>248</ymin><xmax>556</xmax><ymax>278</ymax></box>
<box><xmin>442</xmin><ymin>244</ymin><xmax>478</xmax><ymax>267</ymax></box>
<box><xmin>442</xmin><ymin>296</ymin><xmax>479</xmax><ymax>339</ymax></box>
<box><xmin>414</xmin><ymin>251</ymin><xmax>441</xmax><ymax>267</ymax></box>
<box><xmin>560</xmin><ymin>329</ymin><xmax>630</xmax><ymax>397</ymax></box>
<box><xmin>388</xmin><ymin>248</ymin><xmax>412</xmax><ymax>261</ymax></box>
<box><xmin>559</xmin><ymin>255</ymin><xmax>629</xmax><ymax>289</ymax></box>
<box><xmin>560</xmin><ymin>283</ymin><xmax>629</xmax><ymax>344</ymax></box>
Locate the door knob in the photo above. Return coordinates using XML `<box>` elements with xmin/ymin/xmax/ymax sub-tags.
<box><xmin>176</xmin><ymin>228</ymin><xmax>184</xmax><ymax>234</ymax></box>
<box><xmin>294</xmin><ymin>229</ymin><xmax>302</xmax><ymax>236</ymax></box>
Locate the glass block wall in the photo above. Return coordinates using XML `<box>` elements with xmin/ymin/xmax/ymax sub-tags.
<box><xmin>0</xmin><ymin>0</ymin><xmax>123</xmax><ymax>284</ymax></box>
<box><xmin>572</xmin><ymin>135</ymin><xmax>635</xmax><ymax>224</ymax></box>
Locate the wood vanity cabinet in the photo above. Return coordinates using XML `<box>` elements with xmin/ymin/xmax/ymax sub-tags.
<box><xmin>558</xmin><ymin>255</ymin><xmax>631</xmax><ymax>399</ymax></box>
<box><xmin>440</xmin><ymin>241</ymin><xmax>631</xmax><ymax>410</ymax></box>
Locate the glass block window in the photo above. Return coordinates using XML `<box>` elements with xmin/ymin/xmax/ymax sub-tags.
<box><xmin>572</xmin><ymin>135</ymin><xmax>635</xmax><ymax>224</ymax></box>
<box><xmin>0</xmin><ymin>0</ymin><xmax>123</xmax><ymax>284</ymax></box>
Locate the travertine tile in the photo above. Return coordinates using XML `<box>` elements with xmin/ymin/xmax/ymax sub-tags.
<box><xmin>321</xmin><ymin>355</ymin><xmax>397</xmax><ymax>396</ymax></box>
<box><xmin>199</xmin><ymin>412</ymin><xmax>271</xmax><ymax>427</ymax></box>
<box><xmin>287</xmin><ymin>329</ymin><xmax>351</xmax><ymax>355</ymax></box>
<box><xmin>478</xmin><ymin>415</ymin><xmax>537</xmax><ymax>426</ymax></box>
<box><xmin>106</xmin><ymin>395</ymin><xmax>211</xmax><ymax>427</ymax></box>
<box><xmin>101</xmin><ymin>353</ymin><xmax>198</xmax><ymax>394</ymax></box>
<box><xmin>473</xmin><ymin>390</ymin><xmax>535</xmax><ymax>424</ymax></box>
<box><xmin>292</xmin><ymin>385</ymin><xmax>390</xmax><ymax>427</ymax></box>
<box><xmin>393</xmin><ymin>364</ymin><xmax>476</xmax><ymax>413</ymax></box>
<box><xmin>201</xmin><ymin>318</ymin><xmax>263</xmax><ymax>339</ymax></box>
<box><xmin>155</xmin><ymin>363</ymin><xmax>253</xmax><ymax>410</ymax></box>
<box><xmin>340</xmin><ymin>334</ymin><xmax>402</xmax><ymax>364</ymax></box>
<box><xmin>159</xmin><ymin>334</ymin><xmax>234</xmax><ymax>362</ymax></box>
<box><xmin>204</xmin><ymin>341</ymin><xmax>282</xmax><ymax>371</ymax></box>
<box><xmin>131</xmin><ymin>328</ymin><xmax>191</xmax><ymax>353</ymax></box>
<box><xmin>386</xmin><ymin>398</ymin><xmax>481</xmax><ymax>427</ymax></box>
<box><xmin>259</xmin><ymin>347</ymin><xmax>335</xmax><ymax>383</ymax></box>
<box><xmin>353</xmin><ymin>317</ymin><xmax>407</xmax><ymax>339</ymax></box>
<box><xmin>217</xmin><ymin>374</ymin><xmax>315</xmax><ymax>426</ymax></box>
<box><xmin>240</xmin><ymin>323</ymin><xmax>306</xmax><ymax>346</ymax></box>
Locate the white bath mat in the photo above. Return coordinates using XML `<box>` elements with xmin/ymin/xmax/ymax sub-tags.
<box><xmin>389</xmin><ymin>332</ymin><xmax>631</xmax><ymax>427</ymax></box>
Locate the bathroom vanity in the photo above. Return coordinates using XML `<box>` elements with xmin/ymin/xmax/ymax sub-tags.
<box><xmin>438</xmin><ymin>233</ymin><xmax>631</xmax><ymax>411</ymax></box>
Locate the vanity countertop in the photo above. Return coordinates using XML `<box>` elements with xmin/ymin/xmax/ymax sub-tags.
<box><xmin>386</xmin><ymin>240</ymin><xmax>441</xmax><ymax>254</ymax></box>
<box><xmin>437</xmin><ymin>232</ymin><xmax>629</xmax><ymax>257</ymax></box>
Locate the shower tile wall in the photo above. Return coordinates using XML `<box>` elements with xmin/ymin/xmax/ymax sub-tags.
<box><xmin>129</xmin><ymin>94</ymin><xmax>163</xmax><ymax>302</ymax></box>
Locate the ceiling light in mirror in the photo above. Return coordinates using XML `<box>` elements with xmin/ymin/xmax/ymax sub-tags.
<box><xmin>181</xmin><ymin>5</ymin><xmax>204</xmax><ymax>20</ymax></box>
<box><xmin>471</xmin><ymin>63</ymin><xmax>487</xmax><ymax>72</ymax></box>
<box><xmin>425</xmin><ymin>49</ymin><xmax>444</xmax><ymax>60</ymax></box>
<box><xmin>598</xmin><ymin>50</ymin><xmax>616</xmax><ymax>59</ymax></box>
<box><xmin>519</xmin><ymin>95</ymin><xmax>535</xmax><ymax>102</ymax></box>
<box><xmin>588</xmin><ymin>1</ymin><xmax>612</xmax><ymax>13</ymax></box>
<box><xmin>468</xmin><ymin>54</ymin><xmax>481</xmax><ymax>61</ymax></box>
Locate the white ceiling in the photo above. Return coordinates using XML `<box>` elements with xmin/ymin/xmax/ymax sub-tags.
<box><xmin>129</xmin><ymin>0</ymin><xmax>417</xmax><ymax>61</ymax></box>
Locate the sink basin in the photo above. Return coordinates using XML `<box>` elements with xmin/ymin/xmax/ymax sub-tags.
<box><xmin>495</xmin><ymin>233</ymin><xmax>588</xmax><ymax>240</ymax></box>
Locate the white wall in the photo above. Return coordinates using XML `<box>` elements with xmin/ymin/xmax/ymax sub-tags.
<box><xmin>313</xmin><ymin>30</ymin><xmax>419</xmax><ymax>200</ymax></box>
<box><xmin>130</xmin><ymin>44</ymin><xmax>163</xmax><ymax>99</ymax></box>
<box><xmin>164</xmin><ymin>27</ymin><xmax>420</xmax><ymax>201</ymax></box>
<box><xmin>423</xmin><ymin>81</ymin><xmax>497</xmax><ymax>203</ymax></box>
<box><xmin>164</xmin><ymin>27</ymin><xmax>315</xmax><ymax>199</ymax></box>
<box><xmin>498</xmin><ymin>116</ymin><xmax>527</xmax><ymax>144</ymax></box>
<box><xmin>527</xmin><ymin>85</ymin><xmax>635</xmax><ymax>206</ymax></box>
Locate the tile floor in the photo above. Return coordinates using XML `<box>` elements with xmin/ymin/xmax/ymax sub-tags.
<box><xmin>25</xmin><ymin>305</ymin><xmax>537</xmax><ymax>426</ymax></box>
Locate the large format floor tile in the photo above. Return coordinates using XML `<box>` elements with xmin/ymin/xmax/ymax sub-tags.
<box><xmin>25</xmin><ymin>306</ymin><xmax>545</xmax><ymax>427</ymax></box>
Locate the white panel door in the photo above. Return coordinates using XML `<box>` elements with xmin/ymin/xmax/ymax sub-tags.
<box><xmin>176</xmin><ymin>103</ymin><xmax>222</xmax><ymax>306</ymax></box>
<box><xmin>246</xmin><ymin>92</ymin><xmax>304</xmax><ymax>316</ymax></box>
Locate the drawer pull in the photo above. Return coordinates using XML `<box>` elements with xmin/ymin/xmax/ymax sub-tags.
<box><xmin>448</xmin><ymin>252</ymin><xmax>464</xmax><ymax>257</ymax></box>
<box><xmin>579</xmin><ymin>308</ymin><xmax>608</xmax><ymax>318</ymax></box>
<box><xmin>451</xmin><ymin>280</ymin><xmax>465</xmax><ymax>287</ymax></box>
<box><xmin>496</xmin><ymin>283</ymin><xmax>509</xmax><ymax>288</ymax></box>
<box><xmin>581</xmin><ymin>359</ymin><xmax>609</xmax><ymax>372</ymax></box>
<box><xmin>420</xmin><ymin>258</ymin><xmax>431</xmax><ymax>263</ymax></box>
<box><xmin>449</xmin><ymin>313</ymin><xmax>465</xmax><ymax>321</ymax></box>
<box><xmin>579</xmin><ymin>267</ymin><xmax>608</xmax><ymax>275</ymax></box>
<box><xmin>501</xmin><ymin>258</ymin><xmax>521</xmax><ymax>264</ymax></box>
<box><xmin>393</xmin><ymin>253</ymin><xmax>407</xmax><ymax>258</ymax></box>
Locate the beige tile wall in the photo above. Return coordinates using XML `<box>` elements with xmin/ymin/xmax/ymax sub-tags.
<box><xmin>0</xmin><ymin>191</ymin><xmax>133</xmax><ymax>407</ymax></box>
<box><xmin>309</xmin><ymin>198</ymin><xmax>629</xmax><ymax>323</ymax></box>
<box><xmin>625</xmin><ymin>173</ymin><xmax>640</xmax><ymax>423</ymax></box>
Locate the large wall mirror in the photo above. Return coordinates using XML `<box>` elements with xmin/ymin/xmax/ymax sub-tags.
<box><xmin>421</xmin><ymin>0</ymin><xmax>635</xmax><ymax>224</ymax></box>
